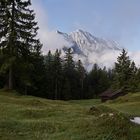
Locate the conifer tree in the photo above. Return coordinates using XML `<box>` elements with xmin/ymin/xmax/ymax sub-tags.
<box><xmin>53</xmin><ymin>49</ymin><xmax>63</xmax><ymax>99</ymax></box>
<box><xmin>76</xmin><ymin>60</ymin><xmax>86</xmax><ymax>98</ymax></box>
<box><xmin>114</xmin><ymin>49</ymin><xmax>134</xmax><ymax>91</ymax></box>
<box><xmin>63</xmin><ymin>48</ymin><xmax>76</xmax><ymax>99</ymax></box>
<box><xmin>64</xmin><ymin>48</ymin><xmax>75</xmax><ymax>72</ymax></box>
<box><xmin>136</xmin><ymin>68</ymin><xmax>140</xmax><ymax>91</ymax></box>
<box><xmin>129</xmin><ymin>61</ymin><xmax>138</xmax><ymax>91</ymax></box>
<box><xmin>0</xmin><ymin>0</ymin><xmax>41</xmax><ymax>89</ymax></box>
<box><xmin>44</xmin><ymin>50</ymin><xmax>54</xmax><ymax>98</ymax></box>
<box><xmin>87</xmin><ymin>64</ymin><xmax>111</xmax><ymax>98</ymax></box>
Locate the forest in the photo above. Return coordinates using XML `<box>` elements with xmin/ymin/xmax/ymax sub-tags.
<box><xmin>0</xmin><ymin>0</ymin><xmax>140</xmax><ymax>100</ymax></box>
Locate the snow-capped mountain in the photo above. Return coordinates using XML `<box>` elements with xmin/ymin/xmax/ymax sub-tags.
<box><xmin>48</xmin><ymin>29</ymin><xmax>122</xmax><ymax>70</ymax></box>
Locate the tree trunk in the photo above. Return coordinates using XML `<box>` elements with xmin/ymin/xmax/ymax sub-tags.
<box><xmin>25</xmin><ymin>85</ymin><xmax>27</xmax><ymax>95</ymax></box>
<box><xmin>9</xmin><ymin>66</ymin><xmax>13</xmax><ymax>90</ymax></box>
<box><xmin>8</xmin><ymin>0</ymin><xmax>15</xmax><ymax>90</ymax></box>
<box><xmin>81</xmin><ymin>79</ymin><xmax>84</xmax><ymax>99</ymax></box>
<box><xmin>55</xmin><ymin>78</ymin><xmax>58</xmax><ymax>100</ymax></box>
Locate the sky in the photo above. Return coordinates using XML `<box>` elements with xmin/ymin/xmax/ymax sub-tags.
<box><xmin>31</xmin><ymin>0</ymin><xmax>140</xmax><ymax>52</ymax></box>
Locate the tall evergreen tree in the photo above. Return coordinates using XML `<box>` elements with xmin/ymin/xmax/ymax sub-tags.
<box><xmin>136</xmin><ymin>68</ymin><xmax>140</xmax><ymax>91</ymax></box>
<box><xmin>63</xmin><ymin>48</ymin><xmax>77</xmax><ymax>99</ymax></box>
<box><xmin>53</xmin><ymin>49</ymin><xmax>63</xmax><ymax>99</ymax></box>
<box><xmin>76</xmin><ymin>60</ymin><xmax>86</xmax><ymax>98</ymax></box>
<box><xmin>64</xmin><ymin>48</ymin><xmax>75</xmax><ymax>72</ymax></box>
<box><xmin>114</xmin><ymin>49</ymin><xmax>134</xmax><ymax>91</ymax></box>
<box><xmin>87</xmin><ymin>64</ymin><xmax>111</xmax><ymax>98</ymax></box>
<box><xmin>129</xmin><ymin>61</ymin><xmax>138</xmax><ymax>91</ymax></box>
<box><xmin>0</xmin><ymin>0</ymin><xmax>41</xmax><ymax>89</ymax></box>
<box><xmin>44</xmin><ymin>50</ymin><xmax>54</xmax><ymax>98</ymax></box>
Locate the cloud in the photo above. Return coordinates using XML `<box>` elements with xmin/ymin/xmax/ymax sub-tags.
<box><xmin>31</xmin><ymin>0</ymin><xmax>140</xmax><ymax>69</ymax></box>
<box><xmin>32</xmin><ymin>0</ymin><xmax>70</xmax><ymax>54</ymax></box>
<box><xmin>87</xmin><ymin>50</ymin><xmax>120</xmax><ymax>69</ymax></box>
<box><xmin>98</xmin><ymin>50</ymin><xmax>140</xmax><ymax>69</ymax></box>
<box><xmin>129</xmin><ymin>51</ymin><xmax>140</xmax><ymax>67</ymax></box>
<box><xmin>42</xmin><ymin>30</ymin><xmax>72</xmax><ymax>54</ymax></box>
<box><xmin>86</xmin><ymin>50</ymin><xmax>140</xmax><ymax>70</ymax></box>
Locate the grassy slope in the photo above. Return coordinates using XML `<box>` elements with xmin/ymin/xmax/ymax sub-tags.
<box><xmin>0</xmin><ymin>90</ymin><xmax>139</xmax><ymax>140</ymax></box>
<box><xmin>105</xmin><ymin>93</ymin><xmax>140</xmax><ymax>116</ymax></box>
<box><xmin>105</xmin><ymin>93</ymin><xmax>140</xmax><ymax>140</ymax></box>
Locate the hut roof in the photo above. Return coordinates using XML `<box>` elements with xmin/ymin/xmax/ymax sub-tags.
<box><xmin>99</xmin><ymin>90</ymin><xmax>113</xmax><ymax>97</ymax></box>
<box><xmin>99</xmin><ymin>89</ymin><xmax>123</xmax><ymax>97</ymax></box>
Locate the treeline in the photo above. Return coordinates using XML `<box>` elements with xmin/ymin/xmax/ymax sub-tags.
<box><xmin>0</xmin><ymin>0</ymin><xmax>140</xmax><ymax>100</ymax></box>
<box><xmin>0</xmin><ymin>47</ymin><xmax>112</xmax><ymax>100</ymax></box>
<box><xmin>38</xmin><ymin>49</ymin><xmax>112</xmax><ymax>100</ymax></box>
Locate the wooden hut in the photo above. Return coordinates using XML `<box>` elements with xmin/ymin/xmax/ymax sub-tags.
<box><xmin>99</xmin><ymin>89</ymin><xmax>127</xmax><ymax>102</ymax></box>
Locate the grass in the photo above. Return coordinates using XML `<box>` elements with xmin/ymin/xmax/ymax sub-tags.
<box><xmin>0</xmin><ymin>89</ymin><xmax>139</xmax><ymax>140</ymax></box>
<box><xmin>105</xmin><ymin>93</ymin><xmax>140</xmax><ymax>116</ymax></box>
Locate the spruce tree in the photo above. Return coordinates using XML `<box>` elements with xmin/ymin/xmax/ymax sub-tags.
<box><xmin>0</xmin><ymin>0</ymin><xmax>41</xmax><ymax>89</ymax></box>
<box><xmin>64</xmin><ymin>48</ymin><xmax>75</xmax><ymax>72</ymax></box>
<box><xmin>63</xmin><ymin>48</ymin><xmax>76</xmax><ymax>99</ymax></box>
<box><xmin>53</xmin><ymin>49</ymin><xmax>63</xmax><ymax>99</ymax></box>
<box><xmin>87</xmin><ymin>64</ymin><xmax>111</xmax><ymax>98</ymax></box>
<box><xmin>76</xmin><ymin>60</ymin><xmax>86</xmax><ymax>98</ymax></box>
<box><xmin>129</xmin><ymin>61</ymin><xmax>138</xmax><ymax>91</ymax></box>
<box><xmin>114</xmin><ymin>49</ymin><xmax>134</xmax><ymax>91</ymax></box>
<box><xmin>136</xmin><ymin>68</ymin><xmax>140</xmax><ymax>91</ymax></box>
<box><xmin>44</xmin><ymin>50</ymin><xmax>54</xmax><ymax>98</ymax></box>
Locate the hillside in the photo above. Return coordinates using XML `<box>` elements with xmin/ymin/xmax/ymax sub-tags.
<box><xmin>0</xmin><ymin>90</ymin><xmax>140</xmax><ymax>140</ymax></box>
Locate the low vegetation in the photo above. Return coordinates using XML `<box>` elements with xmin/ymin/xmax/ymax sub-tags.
<box><xmin>0</xmin><ymin>90</ymin><xmax>139</xmax><ymax>140</ymax></box>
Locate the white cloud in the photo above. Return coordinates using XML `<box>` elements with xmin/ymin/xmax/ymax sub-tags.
<box><xmin>43</xmin><ymin>30</ymin><xmax>72</xmax><ymax>54</ymax></box>
<box><xmin>32</xmin><ymin>0</ymin><xmax>70</xmax><ymax>54</ymax></box>
<box><xmin>87</xmin><ymin>50</ymin><xmax>120</xmax><ymax>69</ymax></box>
<box><xmin>129</xmin><ymin>51</ymin><xmax>140</xmax><ymax>67</ymax></box>
<box><xmin>31</xmin><ymin>0</ymin><xmax>140</xmax><ymax>69</ymax></box>
<box><xmin>86</xmin><ymin>50</ymin><xmax>140</xmax><ymax>70</ymax></box>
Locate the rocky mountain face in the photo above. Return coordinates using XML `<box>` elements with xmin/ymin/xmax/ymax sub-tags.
<box><xmin>55</xmin><ymin>29</ymin><xmax>122</xmax><ymax>70</ymax></box>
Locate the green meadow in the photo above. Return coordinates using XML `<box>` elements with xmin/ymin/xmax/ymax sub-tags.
<box><xmin>0</xmin><ymin>90</ymin><xmax>139</xmax><ymax>140</ymax></box>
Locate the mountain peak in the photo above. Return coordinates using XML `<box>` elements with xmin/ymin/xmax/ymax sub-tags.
<box><xmin>71</xmin><ymin>29</ymin><xmax>92</xmax><ymax>37</ymax></box>
<box><xmin>54</xmin><ymin>29</ymin><xmax>122</xmax><ymax>69</ymax></box>
<box><xmin>75</xmin><ymin>29</ymin><xmax>85</xmax><ymax>33</ymax></box>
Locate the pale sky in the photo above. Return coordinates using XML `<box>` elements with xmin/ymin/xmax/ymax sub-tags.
<box><xmin>31</xmin><ymin>0</ymin><xmax>140</xmax><ymax>51</ymax></box>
